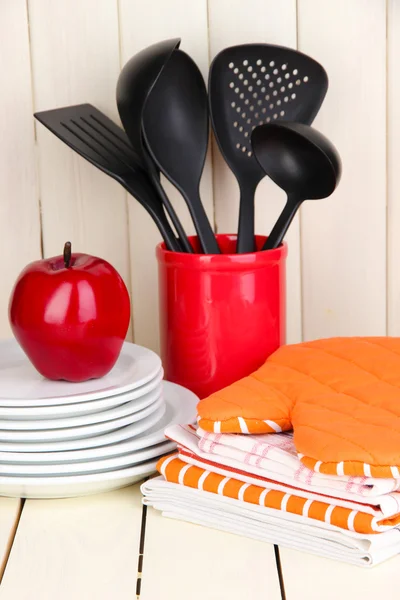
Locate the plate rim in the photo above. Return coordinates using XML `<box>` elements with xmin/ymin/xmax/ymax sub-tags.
<box><xmin>0</xmin><ymin>381</ymin><xmax>198</xmax><ymax>465</ymax></box>
<box><xmin>0</xmin><ymin>340</ymin><xmax>162</xmax><ymax>405</ymax></box>
<box><xmin>0</xmin><ymin>383</ymin><xmax>163</xmax><ymax>429</ymax></box>
<box><xmin>0</xmin><ymin>394</ymin><xmax>165</xmax><ymax>442</ymax></box>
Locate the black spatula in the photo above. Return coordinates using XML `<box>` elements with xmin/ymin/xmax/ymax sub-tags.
<box><xmin>209</xmin><ymin>44</ymin><xmax>328</xmax><ymax>253</ymax></box>
<box><xmin>34</xmin><ymin>103</ymin><xmax>181</xmax><ymax>251</ymax></box>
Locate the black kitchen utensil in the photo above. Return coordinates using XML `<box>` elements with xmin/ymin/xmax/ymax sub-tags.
<box><xmin>209</xmin><ymin>43</ymin><xmax>328</xmax><ymax>253</ymax></box>
<box><xmin>143</xmin><ymin>49</ymin><xmax>220</xmax><ymax>255</ymax></box>
<box><xmin>251</xmin><ymin>121</ymin><xmax>341</xmax><ymax>250</ymax></box>
<box><xmin>117</xmin><ymin>38</ymin><xmax>192</xmax><ymax>253</ymax></box>
<box><xmin>34</xmin><ymin>104</ymin><xmax>181</xmax><ymax>251</ymax></box>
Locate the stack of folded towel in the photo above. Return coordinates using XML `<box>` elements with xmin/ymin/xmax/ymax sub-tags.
<box><xmin>142</xmin><ymin>337</ymin><xmax>400</xmax><ymax>567</ymax></box>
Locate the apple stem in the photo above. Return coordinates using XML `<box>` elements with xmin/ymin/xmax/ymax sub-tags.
<box><xmin>64</xmin><ymin>242</ymin><xmax>72</xmax><ymax>268</ymax></box>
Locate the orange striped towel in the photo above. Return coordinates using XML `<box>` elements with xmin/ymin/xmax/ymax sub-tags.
<box><xmin>157</xmin><ymin>453</ymin><xmax>400</xmax><ymax>534</ymax></box>
<box><xmin>197</xmin><ymin>337</ymin><xmax>400</xmax><ymax>479</ymax></box>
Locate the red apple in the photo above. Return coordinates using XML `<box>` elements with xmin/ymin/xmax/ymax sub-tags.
<box><xmin>9</xmin><ymin>242</ymin><xmax>131</xmax><ymax>382</ymax></box>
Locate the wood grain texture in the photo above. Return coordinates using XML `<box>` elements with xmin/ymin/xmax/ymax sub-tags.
<box><xmin>208</xmin><ymin>0</ymin><xmax>302</xmax><ymax>344</ymax></box>
<box><xmin>387</xmin><ymin>0</ymin><xmax>400</xmax><ymax>336</ymax></box>
<box><xmin>118</xmin><ymin>0</ymin><xmax>214</xmax><ymax>353</ymax></box>
<box><xmin>298</xmin><ymin>0</ymin><xmax>387</xmax><ymax>340</ymax></box>
<box><xmin>0</xmin><ymin>1</ymin><xmax>41</xmax><ymax>337</ymax></box>
<box><xmin>141</xmin><ymin>507</ymin><xmax>282</xmax><ymax>600</ymax></box>
<box><xmin>28</xmin><ymin>0</ymin><xmax>132</xmax><ymax>339</ymax></box>
<box><xmin>0</xmin><ymin>486</ymin><xmax>143</xmax><ymax>600</ymax></box>
<box><xmin>280</xmin><ymin>549</ymin><xmax>400</xmax><ymax>600</ymax></box>
<box><xmin>0</xmin><ymin>498</ymin><xmax>22</xmax><ymax>582</ymax></box>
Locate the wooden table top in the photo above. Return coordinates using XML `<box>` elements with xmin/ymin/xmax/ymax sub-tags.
<box><xmin>0</xmin><ymin>484</ymin><xmax>399</xmax><ymax>599</ymax></box>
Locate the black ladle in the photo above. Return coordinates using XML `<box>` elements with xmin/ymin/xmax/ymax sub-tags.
<box><xmin>251</xmin><ymin>122</ymin><xmax>341</xmax><ymax>250</ymax></box>
<box><xmin>143</xmin><ymin>49</ymin><xmax>220</xmax><ymax>255</ymax></box>
<box><xmin>117</xmin><ymin>38</ymin><xmax>192</xmax><ymax>253</ymax></box>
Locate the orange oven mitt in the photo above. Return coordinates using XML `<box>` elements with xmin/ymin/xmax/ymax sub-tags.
<box><xmin>197</xmin><ymin>337</ymin><xmax>400</xmax><ymax>479</ymax></box>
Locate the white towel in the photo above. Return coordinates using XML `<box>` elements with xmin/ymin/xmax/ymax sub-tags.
<box><xmin>142</xmin><ymin>477</ymin><xmax>400</xmax><ymax>567</ymax></box>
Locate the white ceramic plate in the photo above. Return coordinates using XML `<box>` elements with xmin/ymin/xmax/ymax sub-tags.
<box><xmin>0</xmin><ymin>400</ymin><xmax>166</xmax><ymax>453</ymax></box>
<box><xmin>0</xmin><ymin>440</ymin><xmax>175</xmax><ymax>475</ymax></box>
<box><xmin>0</xmin><ymin>382</ymin><xmax>199</xmax><ymax>498</ymax></box>
<box><xmin>0</xmin><ymin>395</ymin><xmax>164</xmax><ymax>442</ymax></box>
<box><xmin>0</xmin><ymin>381</ymin><xmax>197</xmax><ymax>458</ymax></box>
<box><xmin>0</xmin><ymin>384</ymin><xmax>162</xmax><ymax>430</ymax></box>
<box><xmin>0</xmin><ymin>460</ymin><xmax>159</xmax><ymax>499</ymax></box>
<box><xmin>0</xmin><ymin>339</ymin><xmax>162</xmax><ymax>406</ymax></box>
<box><xmin>0</xmin><ymin>368</ymin><xmax>163</xmax><ymax>420</ymax></box>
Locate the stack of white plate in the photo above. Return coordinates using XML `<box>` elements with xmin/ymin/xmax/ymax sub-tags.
<box><xmin>0</xmin><ymin>339</ymin><xmax>198</xmax><ymax>498</ymax></box>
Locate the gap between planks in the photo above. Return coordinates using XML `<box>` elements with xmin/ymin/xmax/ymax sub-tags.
<box><xmin>274</xmin><ymin>545</ymin><xmax>287</xmax><ymax>600</ymax></box>
<box><xmin>136</xmin><ymin>503</ymin><xmax>148</xmax><ymax>600</ymax></box>
<box><xmin>0</xmin><ymin>499</ymin><xmax>25</xmax><ymax>584</ymax></box>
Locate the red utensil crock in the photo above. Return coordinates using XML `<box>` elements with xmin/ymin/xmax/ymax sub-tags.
<box><xmin>157</xmin><ymin>234</ymin><xmax>287</xmax><ymax>399</ymax></box>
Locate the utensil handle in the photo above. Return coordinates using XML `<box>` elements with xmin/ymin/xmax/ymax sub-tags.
<box><xmin>263</xmin><ymin>195</ymin><xmax>303</xmax><ymax>250</ymax></box>
<box><xmin>186</xmin><ymin>189</ymin><xmax>220</xmax><ymax>254</ymax></box>
<box><xmin>151</xmin><ymin>212</ymin><xmax>182</xmax><ymax>252</ymax></box>
<box><xmin>124</xmin><ymin>183</ymin><xmax>181</xmax><ymax>252</ymax></box>
<box><xmin>237</xmin><ymin>183</ymin><xmax>256</xmax><ymax>253</ymax></box>
<box><xmin>144</xmin><ymin>151</ymin><xmax>193</xmax><ymax>253</ymax></box>
<box><xmin>151</xmin><ymin>176</ymin><xmax>193</xmax><ymax>253</ymax></box>
<box><xmin>139</xmin><ymin>202</ymin><xmax>181</xmax><ymax>251</ymax></box>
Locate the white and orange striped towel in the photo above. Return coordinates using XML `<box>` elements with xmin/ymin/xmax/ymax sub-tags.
<box><xmin>195</xmin><ymin>427</ymin><xmax>400</xmax><ymax>500</ymax></box>
<box><xmin>193</xmin><ymin>425</ymin><xmax>400</xmax><ymax>509</ymax></box>
<box><xmin>141</xmin><ymin>476</ymin><xmax>400</xmax><ymax>567</ymax></box>
<box><xmin>164</xmin><ymin>425</ymin><xmax>400</xmax><ymax>524</ymax></box>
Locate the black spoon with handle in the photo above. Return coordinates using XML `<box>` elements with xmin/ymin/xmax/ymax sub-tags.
<box><xmin>143</xmin><ymin>49</ymin><xmax>220</xmax><ymax>255</ymax></box>
<box><xmin>116</xmin><ymin>38</ymin><xmax>193</xmax><ymax>253</ymax></box>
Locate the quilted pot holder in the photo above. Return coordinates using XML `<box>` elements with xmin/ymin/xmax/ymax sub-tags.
<box><xmin>197</xmin><ymin>337</ymin><xmax>400</xmax><ymax>478</ymax></box>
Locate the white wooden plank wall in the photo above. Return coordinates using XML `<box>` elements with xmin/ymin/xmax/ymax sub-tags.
<box><xmin>298</xmin><ymin>0</ymin><xmax>387</xmax><ymax>340</ymax></box>
<box><xmin>0</xmin><ymin>0</ymin><xmax>394</xmax><ymax>352</ymax></box>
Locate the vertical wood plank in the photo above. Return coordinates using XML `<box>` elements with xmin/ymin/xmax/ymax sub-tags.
<box><xmin>208</xmin><ymin>0</ymin><xmax>302</xmax><ymax>344</ymax></box>
<box><xmin>0</xmin><ymin>1</ymin><xmax>41</xmax><ymax>337</ymax></box>
<box><xmin>387</xmin><ymin>0</ymin><xmax>400</xmax><ymax>336</ymax></box>
<box><xmin>141</xmin><ymin>507</ymin><xmax>282</xmax><ymax>600</ymax></box>
<box><xmin>28</xmin><ymin>0</ymin><xmax>132</xmax><ymax>339</ymax></box>
<box><xmin>280</xmin><ymin>548</ymin><xmax>400</xmax><ymax>600</ymax></box>
<box><xmin>298</xmin><ymin>0</ymin><xmax>387</xmax><ymax>339</ymax></box>
<box><xmin>118</xmin><ymin>0</ymin><xmax>213</xmax><ymax>353</ymax></box>
<box><xmin>0</xmin><ymin>486</ymin><xmax>143</xmax><ymax>600</ymax></box>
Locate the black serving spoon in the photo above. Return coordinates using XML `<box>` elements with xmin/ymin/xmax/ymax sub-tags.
<box><xmin>251</xmin><ymin>121</ymin><xmax>341</xmax><ymax>250</ymax></box>
<box><xmin>117</xmin><ymin>38</ymin><xmax>192</xmax><ymax>253</ymax></box>
<box><xmin>34</xmin><ymin>104</ymin><xmax>181</xmax><ymax>251</ymax></box>
<box><xmin>209</xmin><ymin>43</ymin><xmax>328</xmax><ymax>253</ymax></box>
<box><xmin>143</xmin><ymin>49</ymin><xmax>220</xmax><ymax>255</ymax></box>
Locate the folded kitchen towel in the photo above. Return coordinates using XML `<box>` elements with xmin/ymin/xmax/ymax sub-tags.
<box><xmin>165</xmin><ymin>424</ymin><xmax>400</xmax><ymax>518</ymax></box>
<box><xmin>141</xmin><ymin>476</ymin><xmax>400</xmax><ymax>567</ymax></box>
<box><xmin>196</xmin><ymin>336</ymin><xmax>400</xmax><ymax>478</ymax></box>
<box><xmin>155</xmin><ymin>453</ymin><xmax>400</xmax><ymax>534</ymax></box>
<box><xmin>195</xmin><ymin>427</ymin><xmax>400</xmax><ymax>515</ymax></box>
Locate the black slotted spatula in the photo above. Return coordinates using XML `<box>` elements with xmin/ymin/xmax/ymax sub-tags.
<box><xmin>34</xmin><ymin>103</ymin><xmax>181</xmax><ymax>251</ymax></box>
<box><xmin>209</xmin><ymin>44</ymin><xmax>328</xmax><ymax>253</ymax></box>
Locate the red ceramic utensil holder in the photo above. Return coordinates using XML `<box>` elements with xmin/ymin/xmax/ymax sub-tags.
<box><xmin>157</xmin><ymin>234</ymin><xmax>287</xmax><ymax>399</ymax></box>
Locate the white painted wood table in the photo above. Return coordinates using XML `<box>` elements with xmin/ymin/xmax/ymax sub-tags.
<box><xmin>0</xmin><ymin>485</ymin><xmax>399</xmax><ymax>599</ymax></box>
